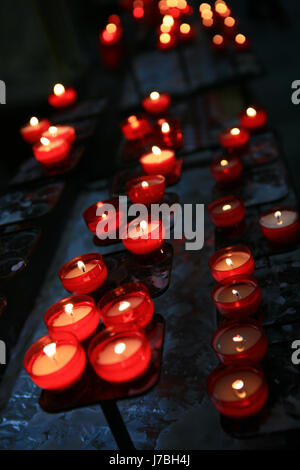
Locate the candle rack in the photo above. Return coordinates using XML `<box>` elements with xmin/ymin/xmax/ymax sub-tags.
<box><xmin>39</xmin><ymin>313</ymin><xmax>165</xmax><ymax>449</ymax></box>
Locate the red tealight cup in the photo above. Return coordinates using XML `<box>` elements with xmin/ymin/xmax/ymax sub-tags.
<box><xmin>20</xmin><ymin>117</ymin><xmax>50</xmax><ymax>144</ymax></box>
<box><xmin>99</xmin><ymin>23</ymin><xmax>123</xmax><ymax>46</ymax></box>
<box><xmin>207</xmin><ymin>364</ymin><xmax>268</xmax><ymax>418</ymax></box>
<box><xmin>222</xmin><ymin>16</ymin><xmax>238</xmax><ymax>38</ymax></box>
<box><xmin>140</xmin><ymin>146</ymin><xmax>175</xmax><ymax>176</ymax></box>
<box><xmin>44</xmin><ymin>295</ymin><xmax>100</xmax><ymax>342</ymax></box>
<box><xmin>121</xmin><ymin>219</ymin><xmax>165</xmax><ymax>255</ymax></box>
<box><xmin>211</xmin><ymin>321</ymin><xmax>267</xmax><ymax>365</ymax></box>
<box><xmin>48</xmin><ymin>84</ymin><xmax>77</xmax><ymax>108</ymax></box>
<box><xmin>234</xmin><ymin>33</ymin><xmax>251</xmax><ymax>52</ymax></box>
<box><xmin>88</xmin><ymin>327</ymin><xmax>151</xmax><ymax>383</ymax></box>
<box><xmin>211</xmin><ymin>34</ymin><xmax>227</xmax><ymax>52</ymax></box>
<box><xmin>82</xmin><ymin>198</ymin><xmax>125</xmax><ymax>238</ymax></box>
<box><xmin>121</xmin><ymin>115</ymin><xmax>152</xmax><ymax>141</ymax></box>
<box><xmin>210</xmin><ymin>155</ymin><xmax>243</xmax><ymax>184</ymax></box>
<box><xmin>179</xmin><ymin>23</ymin><xmax>196</xmax><ymax>42</ymax></box>
<box><xmin>214</xmin><ymin>2</ymin><xmax>231</xmax><ymax>19</ymax></box>
<box><xmin>58</xmin><ymin>253</ymin><xmax>108</xmax><ymax>294</ymax></box>
<box><xmin>157</xmin><ymin>32</ymin><xmax>177</xmax><ymax>51</ymax></box>
<box><xmin>239</xmin><ymin>106</ymin><xmax>267</xmax><ymax>131</ymax></box>
<box><xmin>142</xmin><ymin>91</ymin><xmax>171</xmax><ymax>115</ymax></box>
<box><xmin>33</xmin><ymin>137</ymin><xmax>70</xmax><ymax>168</ymax></box>
<box><xmin>259</xmin><ymin>206</ymin><xmax>300</xmax><ymax>244</ymax></box>
<box><xmin>156</xmin><ymin>118</ymin><xmax>184</xmax><ymax>149</ymax></box>
<box><xmin>41</xmin><ymin>125</ymin><xmax>76</xmax><ymax>145</ymax></box>
<box><xmin>219</xmin><ymin>126</ymin><xmax>250</xmax><ymax>150</ymax></box>
<box><xmin>24</xmin><ymin>331</ymin><xmax>86</xmax><ymax>390</ymax></box>
<box><xmin>207</xmin><ymin>195</ymin><xmax>246</xmax><ymax>228</ymax></box>
<box><xmin>127</xmin><ymin>175</ymin><xmax>165</xmax><ymax>205</ymax></box>
<box><xmin>98</xmin><ymin>282</ymin><xmax>154</xmax><ymax>329</ymax></box>
<box><xmin>212</xmin><ymin>277</ymin><xmax>262</xmax><ymax>319</ymax></box>
<box><xmin>209</xmin><ymin>245</ymin><xmax>255</xmax><ymax>282</ymax></box>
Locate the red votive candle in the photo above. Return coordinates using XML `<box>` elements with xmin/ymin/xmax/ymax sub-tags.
<box><xmin>88</xmin><ymin>327</ymin><xmax>151</xmax><ymax>383</ymax></box>
<box><xmin>219</xmin><ymin>126</ymin><xmax>250</xmax><ymax>150</ymax></box>
<box><xmin>48</xmin><ymin>83</ymin><xmax>77</xmax><ymax>108</ymax></box>
<box><xmin>98</xmin><ymin>282</ymin><xmax>154</xmax><ymax>329</ymax></box>
<box><xmin>44</xmin><ymin>295</ymin><xmax>99</xmax><ymax>342</ymax></box>
<box><xmin>58</xmin><ymin>253</ymin><xmax>108</xmax><ymax>294</ymax></box>
<box><xmin>83</xmin><ymin>198</ymin><xmax>125</xmax><ymax>238</ymax></box>
<box><xmin>41</xmin><ymin>125</ymin><xmax>76</xmax><ymax>145</ymax></box>
<box><xmin>142</xmin><ymin>91</ymin><xmax>171</xmax><ymax>115</ymax></box>
<box><xmin>209</xmin><ymin>245</ymin><xmax>255</xmax><ymax>282</ymax></box>
<box><xmin>259</xmin><ymin>206</ymin><xmax>300</xmax><ymax>244</ymax></box>
<box><xmin>212</xmin><ymin>277</ymin><xmax>262</xmax><ymax>319</ymax></box>
<box><xmin>24</xmin><ymin>332</ymin><xmax>86</xmax><ymax>390</ymax></box>
<box><xmin>239</xmin><ymin>106</ymin><xmax>268</xmax><ymax>131</ymax></box>
<box><xmin>20</xmin><ymin>117</ymin><xmax>50</xmax><ymax>144</ymax></box>
<box><xmin>179</xmin><ymin>23</ymin><xmax>196</xmax><ymax>42</ymax></box>
<box><xmin>234</xmin><ymin>33</ymin><xmax>251</xmax><ymax>52</ymax></box>
<box><xmin>207</xmin><ymin>364</ymin><xmax>268</xmax><ymax>418</ymax></box>
<box><xmin>157</xmin><ymin>32</ymin><xmax>177</xmax><ymax>50</ymax></box>
<box><xmin>33</xmin><ymin>137</ymin><xmax>70</xmax><ymax>168</ymax></box>
<box><xmin>140</xmin><ymin>146</ymin><xmax>175</xmax><ymax>176</ymax></box>
<box><xmin>121</xmin><ymin>115</ymin><xmax>152</xmax><ymax>141</ymax></box>
<box><xmin>212</xmin><ymin>34</ymin><xmax>227</xmax><ymax>52</ymax></box>
<box><xmin>212</xmin><ymin>321</ymin><xmax>267</xmax><ymax>365</ymax></box>
<box><xmin>210</xmin><ymin>155</ymin><xmax>243</xmax><ymax>184</ymax></box>
<box><xmin>207</xmin><ymin>195</ymin><xmax>246</xmax><ymax>228</ymax></box>
<box><xmin>222</xmin><ymin>16</ymin><xmax>238</xmax><ymax>38</ymax></box>
<box><xmin>157</xmin><ymin>118</ymin><xmax>184</xmax><ymax>149</ymax></box>
<box><xmin>127</xmin><ymin>175</ymin><xmax>165</xmax><ymax>205</ymax></box>
<box><xmin>121</xmin><ymin>218</ymin><xmax>165</xmax><ymax>255</ymax></box>
<box><xmin>99</xmin><ymin>22</ymin><xmax>123</xmax><ymax>46</ymax></box>
<box><xmin>214</xmin><ymin>1</ymin><xmax>231</xmax><ymax>19</ymax></box>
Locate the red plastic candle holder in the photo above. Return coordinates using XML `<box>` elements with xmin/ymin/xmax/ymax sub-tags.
<box><xmin>24</xmin><ymin>331</ymin><xmax>86</xmax><ymax>391</ymax></box>
<box><xmin>234</xmin><ymin>34</ymin><xmax>251</xmax><ymax>52</ymax></box>
<box><xmin>211</xmin><ymin>34</ymin><xmax>227</xmax><ymax>52</ymax></box>
<box><xmin>58</xmin><ymin>253</ymin><xmax>108</xmax><ymax>294</ymax></box>
<box><xmin>88</xmin><ymin>327</ymin><xmax>151</xmax><ymax>383</ymax></box>
<box><xmin>212</xmin><ymin>277</ymin><xmax>261</xmax><ymax>319</ymax></box>
<box><xmin>121</xmin><ymin>218</ymin><xmax>165</xmax><ymax>255</ymax></box>
<box><xmin>127</xmin><ymin>175</ymin><xmax>165</xmax><ymax>205</ymax></box>
<box><xmin>48</xmin><ymin>84</ymin><xmax>77</xmax><ymax>108</ymax></box>
<box><xmin>209</xmin><ymin>245</ymin><xmax>255</xmax><ymax>282</ymax></box>
<box><xmin>179</xmin><ymin>23</ymin><xmax>196</xmax><ymax>42</ymax></box>
<box><xmin>121</xmin><ymin>115</ymin><xmax>152</xmax><ymax>141</ymax></box>
<box><xmin>259</xmin><ymin>206</ymin><xmax>300</xmax><ymax>244</ymax></box>
<box><xmin>214</xmin><ymin>2</ymin><xmax>231</xmax><ymax>19</ymax></box>
<box><xmin>219</xmin><ymin>126</ymin><xmax>250</xmax><ymax>150</ymax></box>
<box><xmin>142</xmin><ymin>91</ymin><xmax>171</xmax><ymax>115</ymax></box>
<box><xmin>99</xmin><ymin>23</ymin><xmax>123</xmax><ymax>46</ymax></box>
<box><xmin>44</xmin><ymin>295</ymin><xmax>99</xmax><ymax>342</ymax></box>
<box><xmin>140</xmin><ymin>146</ymin><xmax>175</xmax><ymax>176</ymax></box>
<box><xmin>210</xmin><ymin>155</ymin><xmax>243</xmax><ymax>184</ymax></box>
<box><xmin>41</xmin><ymin>125</ymin><xmax>76</xmax><ymax>145</ymax></box>
<box><xmin>207</xmin><ymin>195</ymin><xmax>246</xmax><ymax>228</ymax></box>
<box><xmin>82</xmin><ymin>198</ymin><xmax>125</xmax><ymax>238</ymax></box>
<box><xmin>156</xmin><ymin>118</ymin><xmax>184</xmax><ymax>149</ymax></box>
<box><xmin>212</xmin><ymin>321</ymin><xmax>267</xmax><ymax>365</ymax></box>
<box><xmin>207</xmin><ymin>364</ymin><xmax>268</xmax><ymax>418</ymax></box>
<box><xmin>98</xmin><ymin>282</ymin><xmax>154</xmax><ymax>329</ymax></box>
<box><xmin>20</xmin><ymin>117</ymin><xmax>50</xmax><ymax>144</ymax></box>
<box><xmin>239</xmin><ymin>106</ymin><xmax>267</xmax><ymax>131</ymax></box>
<box><xmin>33</xmin><ymin>137</ymin><xmax>70</xmax><ymax>168</ymax></box>
<box><xmin>222</xmin><ymin>16</ymin><xmax>238</xmax><ymax>38</ymax></box>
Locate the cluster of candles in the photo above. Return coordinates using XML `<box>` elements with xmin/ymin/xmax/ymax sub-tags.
<box><xmin>157</xmin><ymin>12</ymin><xmax>195</xmax><ymax>50</ymax></box>
<box><xmin>20</xmin><ymin>83</ymin><xmax>77</xmax><ymax>169</ymax></box>
<box><xmin>199</xmin><ymin>1</ymin><xmax>251</xmax><ymax>52</ymax></box>
<box><xmin>25</xmin><ymin>272</ymin><xmax>156</xmax><ymax>390</ymax></box>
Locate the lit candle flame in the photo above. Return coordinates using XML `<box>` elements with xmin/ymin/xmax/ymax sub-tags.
<box><xmin>43</xmin><ymin>342</ymin><xmax>56</xmax><ymax>358</ymax></box>
<box><xmin>160</xmin><ymin>23</ymin><xmax>172</xmax><ymax>33</ymax></box>
<box><xmin>230</xmin><ymin>127</ymin><xmax>240</xmax><ymax>136</ymax></box>
<box><xmin>152</xmin><ymin>146</ymin><xmax>161</xmax><ymax>156</ymax></box>
<box><xmin>162</xmin><ymin>15</ymin><xmax>174</xmax><ymax>27</ymax></box>
<box><xmin>246</xmin><ymin>107</ymin><xmax>257</xmax><ymax>117</ymax></box>
<box><xmin>215</xmin><ymin>2</ymin><xmax>229</xmax><ymax>15</ymax></box>
<box><xmin>150</xmin><ymin>91</ymin><xmax>160</xmax><ymax>101</ymax></box>
<box><xmin>232</xmin><ymin>289</ymin><xmax>240</xmax><ymax>298</ymax></box>
<box><xmin>225</xmin><ymin>257</ymin><xmax>234</xmax><ymax>267</ymax></box>
<box><xmin>224</xmin><ymin>16</ymin><xmax>235</xmax><ymax>27</ymax></box>
<box><xmin>213</xmin><ymin>34</ymin><xmax>224</xmax><ymax>45</ymax></box>
<box><xmin>199</xmin><ymin>3</ymin><xmax>212</xmax><ymax>13</ymax></box>
<box><xmin>119</xmin><ymin>301</ymin><xmax>130</xmax><ymax>312</ymax></box>
<box><xmin>233</xmin><ymin>334</ymin><xmax>243</xmax><ymax>343</ymax></box>
<box><xmin>106</xmin><ymin>23</ymin><xmax>117</xmax><ymax>34</ymax></box>
<box><xmin>275</xmin><ymin>210</ymin><xmax>282</xmax><ymax>225</ymax></box>
<box><xmin>140</xmin><ymin>220</ymin><xmax>148</xmax><ymax>233</ymax></box>
<box><xmin>114</xmin><ymin>342</ymin><xmax>126</xmax><ymax>355</ymax></box>
<box><xmin>222</xmin><ymin>204</ymin><xmax>232</xmax><ymax>211</ymax></box>
<box><xmin>53</xmin><ymin>83</ymin><xmax>65</xmax><ymax>96</ymax></box>
<box><xmin>141</xmin><ymin>181</ymin><xmax>149</xmax><ymax>188</ymax></box>
<box><xmin>77</xmin><ymin>260</ymin><xmax>86</xmax><ymax>273</ymax></box>
<box><xmin>160</xmin><ymin>33</ymin><xmax>171</xmax><ymax>44</ymax></box>
<box><xmin>65</xmin><ymin>303</ymin><xmax>74</xmax><ymax>315</ymax></box>
<box><xmin>128</xmin><ymin>115</ymin><xmax>139</xmax><ymax>128</ymax></box>
<box><xmin>232</xmin><ymin>379</ymin><xmax>246</xmax><ymax>398</ymax></box>
<box><xmin>202</xmin><ymin>9</ymin><xmax>213</xmax><ymax>19</ymax></box>
<box><xmin>30</xmin><ymin>117</ymin><xmax>39</xmax><ymax>126</ymax></box>
<box><xmin>161</xmin><ymin>122</ymin><xmax>170</xmax><ymax>133</ymax></box>
<box><xmin>180</xmin><ymin>23</ymin><xmax>191</xmax><ymax>34</ymax></box>
<box><xmin>48</xmin><ymin>126</ymin><xmax>58</xmax><ymax>135</ymax></box>
<box><xmin>233</xmin><ymin>333</ymin><xmax>245</xmax><ymax>352</ymax></box>
<box><xmin>220</xmin><ymin>159</ymin><xmax>228</xmax><ymax>167</ymax></box>
<box><xmin>235</xmin><ymin>33</ymin><xmax>246</xmax><ymax>45</ymax></box>
<box><xmin>40</xmin><ymin>137</ymin><xmax>50</xmax><ymax>146</ymax></box>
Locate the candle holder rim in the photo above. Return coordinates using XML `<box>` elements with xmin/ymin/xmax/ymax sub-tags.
<box><xmin>82</xmin><ymin>198</ymin><xmax>121</xmax><ymax>223</ymax></box>
<box><xmin>209</xmin><ymin>244</ymin><xmax>252</xmax><ymax>271</ymax></box>
<box><xmin>259</xmin><ymin>205</ymin><xmax>299</xmax><ymax>228</ymax></box>
<box><xmin>126</xmin><ymin>174</ymin><xmax>165</xmax><ymax>191</ymax></box>
<box><xmin>211</xmin><ymin>320</ymin><xmax>266</xmax><ymax>357</ymax></box>
<box><xmin>211</xmin><ymin>276</ymin><xmax>260</xmax><ymax>305</ymax></box>
<box><xmin>210</xmin><ymin>154</ymin><xmax>242</xmax><ymax>169</ymax></box>
<box><xmin>207</xmin><ymin>195</ymin><xmax>244</xmax><ymax>213</ymax></box>
<box><xmin>97</xmin><ymin>281</ymin><xmax>151</xmax><ymax>309</ymax></box>
<box><xmin>44</xmin><ymin>294</ymin><xmax>96</xmax><ymax>325</ymax></box>
<box><xmin>58</xmin><ymin>252</ymin><xmax>105</xmax><ymax>279</ymax></box>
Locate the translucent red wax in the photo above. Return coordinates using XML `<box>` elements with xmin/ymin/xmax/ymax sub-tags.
<box><xmin>210</xmin><ymin>155</ymin><xmax>243</xmax><ymax>184</ymax></box>
<box><xmin>219</xmin><ymin>127</ymin><xmax>250</xmax><ymax>150</ymax></box>
<box><xmin>121</xmin><ymin>219</ymin><xmax>165</xmax><ymax>255</ymax></box>
<box><xmin>239</xmin><ymin>106</ymin><xmax>267</xmax><ymax>131</ymax></box>
<box><xmin>207</xmin><ymin>195</ymin><xmax>246</xmax><ymax>228</ymax></box>
<box><xmin>48</xmin><ymin>86</ymin><xmax>77</xmax><ymax>108</ymax></box>
<box><xmin>127</xmin><ymin>175</ymin><xmax>165</xmax><ymax>205</ymax></box>
<box><xmin>142</xmin><ymin>91</ymin><xmax>171</xmax><ymax>115</ymax></box>
<box><xmin>209</xmin><ymin>245</ymin><xmax>255</xmax><ymax>282</ymax></box>
<box><xmin>20</xmin><ymin>117</ymin><xmax>50</xmax><ymax>144</ymax></box>
<box><xmin>33</xmin><ymin>138</ymin><xmax>70</xmax><ymax>168</ymax></box>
